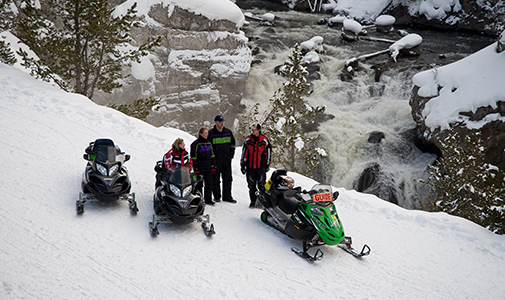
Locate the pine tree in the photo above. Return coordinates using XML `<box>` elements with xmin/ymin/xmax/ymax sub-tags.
<box><xmin>0</xmin><ymin>0</ymin><xmax>17</xmax><ymax>65</ymax></box>
<box><xmin>15</xmin><ymin>0</ymin><xmax>160</xmax><ymax>99</ymax></box>
<box><xmin>425</xmin><ymin>129</ymin><xmax>505</xmax><ymax>234</ymax></box>
<box><xmin>108</xmin><ymin>97</ymin><xmax>160</xmax><ymax>121</ymax></box>
<box><xmin>264</xmin><ymin>45</ymin><xmax>327</xmax><ymax>176</ymax></box>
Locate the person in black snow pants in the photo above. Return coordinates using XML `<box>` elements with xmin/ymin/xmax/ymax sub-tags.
<box><xmin>240</xmin><ymin>123</ymin><xmax>272</xmax><ymax>208</ymax></box>
<box><xmin>208</xmin><ymin>115</ymin><xmax>237</xmax><ymax>204</ymax></box>
<box><xmin>191</xmin><ymin>127</ymin><xmax>217</xmax><ymax>205</ymax></box>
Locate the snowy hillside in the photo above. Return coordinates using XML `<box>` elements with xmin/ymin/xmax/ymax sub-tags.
<box><xmin>1</xmin><ymin>63</ymin><xmax>505</xmax><ymax>299</ymax></box>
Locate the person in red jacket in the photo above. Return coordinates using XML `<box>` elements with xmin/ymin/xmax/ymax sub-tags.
<box><xmin>240</xmin><ymin>123</ymin><xmax>272</xmax><ymax>208</ymax></box>
<box><xmin>163</xmin><ymin>138</ymin><xmax>193</xmax><ymax>172</ymax></box>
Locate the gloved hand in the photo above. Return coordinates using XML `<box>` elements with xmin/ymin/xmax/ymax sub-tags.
<box><xmin>212</xmin><ymin>167</ymin><xmax>216</xmax><ymax>175</ymax></box>
<box><xmin>194</xmin><ymin>169</ymin><xmax>200</xmax><ymax>176</ymax></box>
<box><xmin>240</xmin><ymin>163</ymin><xmax>246</xmax><ymax>175</ymax></box>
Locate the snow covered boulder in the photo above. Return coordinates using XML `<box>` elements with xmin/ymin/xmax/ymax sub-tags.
<box><xmin>410</xmin><ymin>42</ymin><xmax>505</xmax><ymax>170</ymax></box>
<box><xmin>260</xmin><ymin>12</ymin><xmax>275</xmax><ymax>26</ymax></box>
<box><xmin>341</xmin><ymin>19</ymin><xmax>364</xmax><ymax>41</ymax></box>
<box><xmin>328</xmin><ymin>15</ymin><xmax>347</xmax><ymax>28</ymax></box>
<box><xmin>374</xmin><ymin>15</ymin><xmax>395</xmax><ymax>33</ymax></box>
<box><xmin>300</xmin><ymin>36</ymin><xmax>324</xmax><ymax>53</ymax></box>
<box><xmin>301</xmin><ymin>51</ymin><xmax>320</xmax><ymax>64</ymax></box>
<box><xmin>389</xmin><ymin>33</ymin><xmax>422</xmax><ymax>62</ymax></box>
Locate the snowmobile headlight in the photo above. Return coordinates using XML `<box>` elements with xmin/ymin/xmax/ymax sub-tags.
<box><xmin>169</xmin><ymin>184</ymin><xmax>181</xmax><ymax>197</ymax></box>
<box><xmin>310</xmin><ymin>206</ymin><xmax>324</xmax><ymax>216</ymax></box>
<box><xmin>329</xmin><ymin>205</ymin><xmax>337</xmax><ymax>216</ymax></box>
<box><xmin>97</xmin><ymin>164</ymin><xmax>108</xmax><ymax>176</ymax></box>
<box><xmin>109</xmin><ymin>164</ymin><xmax>119</xmax><ymax>176</ymax></box>
<box><xmin>182</xmin><ymin>185</ymin><xmax>192</xmax><ymax>197</ymax></box>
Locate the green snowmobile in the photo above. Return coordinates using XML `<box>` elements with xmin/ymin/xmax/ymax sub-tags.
<box><xmin>257</xmin><ymin>170</ymin><xmax>370</xmax><ymax>261</ymax></box>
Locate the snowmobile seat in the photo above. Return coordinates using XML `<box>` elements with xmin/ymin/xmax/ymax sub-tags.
<box><xmin>268</xmin><ymin>169</ymin><xmax>288</xmax><ymax>206</ymax></box>
<box><xmin>277</xmin><ymin>189</ymin><xmax>301</xmax><ymax>215</ymax></box>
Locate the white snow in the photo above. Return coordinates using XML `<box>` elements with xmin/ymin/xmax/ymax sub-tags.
<box><xmin>343</xmin><ymin>19</ymin><xmax>363</xmax><ymax>34</ymax></box>
<box><xmin>328</xmin><ymin>15</ymin><xmax>347</xmax><ymax>26</ymax></box>
<box><xmin>388</xmin><ymin>33</ymin><xmax>423</xmax><ymax>62</ymax></box>
<box><xmin>261</xmin><ymin>12</ymin><xmax>275</xmax><ymax>22</ymax></box>
<box><xmin>301</xmin><ymin>51</ymin><xmax>320</xmax><ymax>64</ymax></box>
<box><xmin>2</xmin><ymin>62</ymin><xmax>505</xmax><ymax>299</ymax></box>
<box><xmin>114</xmin><ymin>0</ymin><xmax>245</xmax><ymax>29</ymax></box>
<box><xmin>300</xmin><ymin>36</ymin><xmax>324</xmax><ymax>53</ymax></box>
<box><xmin>413</xmin><ymin>42</ymin><xmax>505</xmax><ymax>131</ymax></box>
<box><xmin>325</xmin><ymin>0</ymin><xmax>465</xmax><ymax>25</ymax></box>
<box><xmin>131</xmin><ymin>55</ymin><xmax>156</xmax><ymax>81</ymax></box>
<box><xmin>375</xmin><ymin>15</ymin><xmax>396</xmax><ymax>26</ymax></box>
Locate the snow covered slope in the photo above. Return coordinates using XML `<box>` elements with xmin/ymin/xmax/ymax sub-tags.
<box><xmin>1</xmin><ymin>63</ymin><xmax>504</xmax><ymax>299</ymax></box>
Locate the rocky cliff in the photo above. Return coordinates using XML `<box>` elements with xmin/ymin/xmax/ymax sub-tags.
<box><xmin>94</xmin><ymin>0</ymin><xmax>252</xmax><ymax>134</ymax></box>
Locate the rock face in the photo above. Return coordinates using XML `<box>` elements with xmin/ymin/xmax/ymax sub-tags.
<box><xmin>94</xmin><ymin>2</ymin><xmax>252</xmax><ymax>133</ymax></box>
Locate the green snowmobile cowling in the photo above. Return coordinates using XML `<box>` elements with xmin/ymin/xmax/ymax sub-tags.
<box><xmin>296</xmin><ymin>200</ymin><xmax>346</xmax><ymax>246</ymax></box>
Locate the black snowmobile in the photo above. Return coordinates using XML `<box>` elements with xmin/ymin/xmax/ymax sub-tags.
<box><xmin>76</xmin><ymin>139</ymin><xmax>138</xmax><ymax>214</ymax></box>
<box><xmin>149</xmin><ymin>161</ymin><xmax>215</xmax><ymax>236</ymax></box>
<box><xmin>256</xmin><ymin>170</ymin><xmax>370</xmax><ymax>261</ymax></box>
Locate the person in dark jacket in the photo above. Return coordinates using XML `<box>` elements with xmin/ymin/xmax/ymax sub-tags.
<box><xmin>208</xmin><ymin>115</ymin><xmax>236</xmax><ymax>204</ymax></box>
<box><xmin>240</xmin><ymin>123</ymin><xmax>272</xmax><ymax>208</ymax></box>
<box><xmin>191</xmin><ymin>127</ymin><xmax>216</xmax><ymax>205</ymax></box>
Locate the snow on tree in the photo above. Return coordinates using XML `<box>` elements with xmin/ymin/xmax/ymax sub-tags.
<box><xmin>425</xmin><ymin>129</ymin><xmax>505</xmax><ymax>234</ymax></box>
<box><xmin>264</xmin><ymin>45</ymin><xmax>327</xmax><ymax>176</ymax></box>
<box><xmin>14</xmin><ymin>0</ymin><xmax>160</xmax><ymax>99</ymax></box>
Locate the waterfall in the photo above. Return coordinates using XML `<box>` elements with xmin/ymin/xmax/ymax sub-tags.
<box><xmin>239</xmin><ymin>8</ymin><xmax>495</xmax><ymax>209</ymax></box>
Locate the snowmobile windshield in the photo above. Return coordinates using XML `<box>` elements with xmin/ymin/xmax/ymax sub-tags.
<box><xmin>168</xmin><ymin>167</ymin><xmax>193</xmax><ymax>187</ymax></box>
<box><xmin>308</xmin><ymin>184</ymin><xmax>333</xmax><ymax>204</ymax></box>
<box><xmin>94</xmin><ymin>145</ymin><xmax>117</xmax><ymax>164</ymax></box>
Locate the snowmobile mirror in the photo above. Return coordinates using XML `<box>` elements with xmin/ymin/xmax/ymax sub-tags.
<box><xmin>333</xmin><ymin>191</ymin><xmax>339</xmax><ymax>201</ymax></box>
<box><xmin>125</xmin><ymin>154</ymin><xmax>131</xmax><ymax>162</ymax></box>
<box><xmin>83</xmin><ymin>154</ymin><xmax>90</xmax><ymax>161</ymax></box>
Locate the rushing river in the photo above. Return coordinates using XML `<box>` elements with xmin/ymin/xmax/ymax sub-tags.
<box><xmin>238</xmin><ymin>8</ymin><xmax>495</xmax><ymax>209</ymax></box>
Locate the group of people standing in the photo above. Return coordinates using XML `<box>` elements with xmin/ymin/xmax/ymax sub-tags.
<box><xmin>163</xmin><ymin>115</ymin><xmax>272</xmax><ymax>208</ymax></box>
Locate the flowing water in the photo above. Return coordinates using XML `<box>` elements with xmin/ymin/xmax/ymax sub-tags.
<box><xmin>238</xmin><ymin>8</ymin><xmax>496</xmax><ymax>209</ymax></box>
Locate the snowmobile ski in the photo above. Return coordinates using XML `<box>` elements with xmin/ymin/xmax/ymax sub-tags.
<box><xmin>338</xmin><ymin>237</ymin><xmax>371</xmax><ymax>258</ymax></box>
<box><xmin>197</xmin><ymin>214</ymin><xmax>216</xmax><ymax>236</ymax></box>
<box><xmin>149</xmin><ymin>213</ymin><xmax>215</xmax><ymax>237</ymax></box>
<box><xmin>291</xmin><ymin>241</ymin><xmax>323</xmax><ymax>262</ymax></box>
<box><xmin>76</xmin><ymin>192</ymin><xmax>137</xmax><ymax>214</ymax></box>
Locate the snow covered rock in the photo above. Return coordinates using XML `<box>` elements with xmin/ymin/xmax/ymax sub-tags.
<box><xmin>341</xmin><ymin>19</ymin><xmax>364</xmax><ymax>41</ymax></box>
<box><xmin>300</xmin><ymin>36</ymin><xmax>324</xmax><ymax>53</ymax></box>
<box><xmin>388</xmin><ymin>33</ymin><xmax>422</xmax><ymax>62</ymax></box>
<box><xmin>261</xmin><ymin>13</ymin><xmax>275</xmax><ymax>22</ymax></box>
<box><xmin>410</xmin><ymin>42</ymin><xmax>505</xmax><ymax>170</ymax></box>
<box><xmin>328</xmin><ymin>15</ymin><xmax>347</xmax><ymax>28</ymax></box>
<box><xmin>374</xmin><ymin>15</ymin><xmax>395</xmax><ymax>33</ymax></box>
